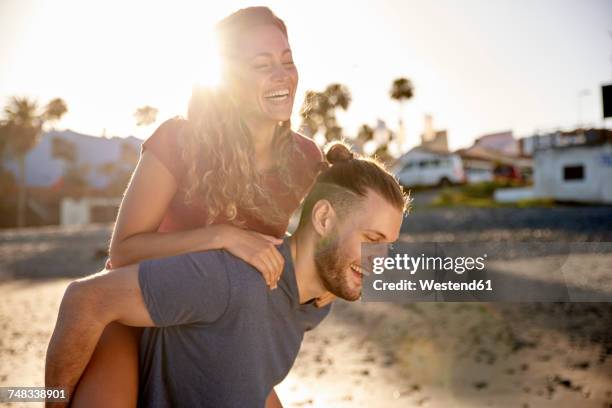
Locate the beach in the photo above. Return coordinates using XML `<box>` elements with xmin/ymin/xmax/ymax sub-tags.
<box><xmin>1</xmin><ymin>207</ymin><xmax>612</xmax><ymax>407</ymax></box>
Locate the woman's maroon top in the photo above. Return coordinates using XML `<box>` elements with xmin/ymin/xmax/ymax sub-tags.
<box><xmin>141</xmin><ymin>117</ymin><xmax>323</xmax><ymax>237</ymax></box>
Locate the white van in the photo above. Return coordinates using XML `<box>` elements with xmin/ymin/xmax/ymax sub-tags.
<box><xmin>394</xmin><ymin>148</ymin><xmax>465</xmax><ymax>187</ymax></box>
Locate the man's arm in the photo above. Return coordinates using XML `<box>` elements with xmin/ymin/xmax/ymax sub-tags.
<box><xmin>45</xmin><ymin>264</ymin><xmax>153</xmax><ymax>407</ymax></box>
<box><xmin>45</xmin><ymin>251</ymin><xmax>230</xmax><ymax>407</ymax></box>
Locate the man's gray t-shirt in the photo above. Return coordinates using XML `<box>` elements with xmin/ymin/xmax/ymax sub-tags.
<box><xmin>137</xmin><ymin>239</ymin><xmax>331</xmax><ymax>408</ymax></box>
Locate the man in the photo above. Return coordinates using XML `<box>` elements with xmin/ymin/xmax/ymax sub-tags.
<box><xmin>45</xmin><ymin>144</ymin><xmax>408</xmax><ymax>407</ymax></box>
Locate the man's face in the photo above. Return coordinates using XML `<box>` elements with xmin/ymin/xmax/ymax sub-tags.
<box><xmin>314</xmin><ymin>190</ymin><xmax>404</xmax><ymax>301</ymax></box>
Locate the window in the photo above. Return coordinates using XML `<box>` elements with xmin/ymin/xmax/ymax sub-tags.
<box><xmin>402</xmin><ymin>162</ymin><xmax>414</xmax><ymax>171</ymax></box>
<box><xmin>563</xmin><ymin>165</ymin><xmax>584</xmax><ymax>181</ymax></box>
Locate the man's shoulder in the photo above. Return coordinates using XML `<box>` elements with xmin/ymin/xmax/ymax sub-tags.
<box><xmin>188</xmin><ymin>249</ymin><xmax>268</xmax><ymax>294</ymax></box>
<box><xmin>186</xmin><ymin>249</ymin><xmax>252</xmax><ymax>275</ymax></box>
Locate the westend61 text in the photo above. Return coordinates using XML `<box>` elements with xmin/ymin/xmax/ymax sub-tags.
<box><xmin>373</xmin><ymin>279</ymin><xmax>493</xmax><ymax>291</ymax></box>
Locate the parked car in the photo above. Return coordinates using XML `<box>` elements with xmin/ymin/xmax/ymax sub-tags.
<box><xmin>394</xmin><ymin>151</ymin><xmax>465</xmax><ymax>187</ymax></box>
<box><xmin>493</xmin><ymin>164</ymin><xmax>523</xmax><ymax>182</ymax></box>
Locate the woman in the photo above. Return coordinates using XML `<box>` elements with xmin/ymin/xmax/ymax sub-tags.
<box><xmin>71</xmin><ymin>7</ymin><xmax>332</xmax><ymax>407</ymax></box>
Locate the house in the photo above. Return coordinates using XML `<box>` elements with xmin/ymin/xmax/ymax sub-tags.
<box><xmin>3</xmin><ymin>129</ymin><xmax>142</xmax><ymax>188</ymax></box>
<box><xmin>472</xmin><ymin>131</ymin><xmax>519</xmax><ymax>156</ymax></box>
<box><xmin>2</xmin><ymin>129</ymin><xmax>142</xmax><ymax>226</ymax></box>
<box><xmin>496</xmin><ymin>128</ymin><xmax>612</xmax><ymax>204</ymax></box>
<box><xmin>457</xmin><ymin>131</ymin><xmax>532</xmax><ymax>183</ymax></box>
<box><xmin>420</xmin><ymin>114</ymin><xmax>449</xmax><ymax>152</ymax></box>
<box><xmin>531</xmin><ymin>128</ymin><xmax>612</xmax><ymax>203</ymax></box>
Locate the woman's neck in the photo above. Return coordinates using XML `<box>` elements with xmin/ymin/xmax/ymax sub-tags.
<box><xmin>243</xmin><ymin>115</ymin><xmax>280</xmax><ymax>171</ymax></box>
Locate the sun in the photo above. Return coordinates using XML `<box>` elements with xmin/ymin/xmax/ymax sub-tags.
<box><xmin>188</xmin><ymin>32</ymin><xmax>223</xmax><ymax>90</ymax></box>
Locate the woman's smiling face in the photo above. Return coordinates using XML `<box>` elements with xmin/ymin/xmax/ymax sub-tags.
<box><xmin>225</xmin><ymin>24</ymin><xmax>298</xmax><ymax>123</ymax></box>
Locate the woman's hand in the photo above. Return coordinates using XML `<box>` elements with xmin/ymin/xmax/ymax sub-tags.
<box><xmin>215</xmin><ymin>225</ymin><xmax>285</xmax><ymax>289</ymax></box>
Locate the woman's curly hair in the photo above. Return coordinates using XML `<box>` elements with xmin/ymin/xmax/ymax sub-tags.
<box><xmin>179</xmin><ymin>7</ymin><xmax>302</xmax><ymax>228</ymax></box>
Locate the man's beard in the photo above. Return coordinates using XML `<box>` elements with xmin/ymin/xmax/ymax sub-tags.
<box><xmin>314</xmin><ymin>229</ymin><xmax>360</xmax><ymax>301</ymax></box>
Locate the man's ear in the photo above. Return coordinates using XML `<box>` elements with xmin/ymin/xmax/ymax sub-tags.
<box><xmin>311</xmin><ymin>199</ymin><xmax>336</xmax><ymax>237</ymax></box>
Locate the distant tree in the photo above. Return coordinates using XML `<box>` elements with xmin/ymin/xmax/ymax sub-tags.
<box><xmin>0</xmin><ymin>96</ymin><xmax>67</xmax><ymax>227</ymax></box>
<box><xmin>51</xmin><ymin>136</ymin><xmax>76</xmax><ymax>164</ymax></box>
<box><xmin>324</xmin><ymin>84</ymin><xmax>351</xmax><ymax>110</ymax></box>
<box><xmin>51</xmin><ymin>136</ymin><xmax>89</xmax><ymax>194</ymax></box>
<box><xmin>299</xmin><ymin>91</ymin><xmax>326</xmax><ymax>137</ymax></box>
<box><xmin>355</xmin><ymin>124</ymin><xmax>374</xmax><ymax>148</ymax></box>
<box><xmin>0</xmin><ymin>126</ymin><xmax>16</xmax><ymax>200</ymax></box>
<box><xmin>300</xmin><ymin>83</ymin><xmax>351</xmax><ymax>143</ymax></box>
<box><xmin>357</xmin><ymin>124</ymin><xmax>374</xmax><ymax>140</ymax></box>
<box><xmin>390</xmin><ymin>77</ymin><xmax>414</xmax><ymax>146</ymax></box>
<box><xmin>97</xmin><ymin>141</ymin><xmax>138</xmax><ymax>196</ymax></box>
<box><xmin>373</xmin><ymin>143</ymin><xmax>393</xmax><ymax>164</ymax></box>
<box><xmin>134</xmin><ymin>105</ymin><xmax>158</xmax><ymax>127</ymax></box>
<box><xmin>44</xmin><ymin>98</ymin><xmax>68</xmax><ymax>127</ymax></box>
<box><xmin>0</xmin><ymin>123</ymin><xmax>8</xmax><ymax>166</ymax></box>
<box><xmin>390</xmin><ymin>77</ymin><xmax>414</xmax><ymax>112</ymax></box>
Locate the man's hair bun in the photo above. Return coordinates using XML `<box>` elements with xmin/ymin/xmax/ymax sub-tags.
<box><xmin>325</xmin><ymin>142</ymin><xmax>354</xmax><ymax>165</ymax></box>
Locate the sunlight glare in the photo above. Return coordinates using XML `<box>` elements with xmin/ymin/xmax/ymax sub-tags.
<box><xmin>189</xmin><ymin>33</ymin><xmax>222</xmax><ymax>90</ymax></box>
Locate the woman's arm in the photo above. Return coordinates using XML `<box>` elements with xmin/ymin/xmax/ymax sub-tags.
<box><xmin>108</xmin><ymin>150</ymin><xmax>209</xmax><ymax>267</ymax></box>
<box><xmin>108</xmin><ymin>151</ymin><xmax>284</xmax><ymax>287</ymax></box>
<box><xmin>265</xmin><ymin>389</ymin><xmax>283</xmax><ymax>408</ymax></box>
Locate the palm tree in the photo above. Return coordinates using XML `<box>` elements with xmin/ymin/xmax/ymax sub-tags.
<box><xmin>0</xmin><ymin>123</ymin><xmax>9</xmax><ymax>166</ymax></box>
<box><xmin>51</xmin><ymin>136</ymin><xmax>77</xmax><ymax>165</ymax></box>
<box><xmin>389</xmin><ymin>77</ymin><xmax>414</xmax><ymax>146</ymax></box>
<box><xmin>299</xmin><ymin>83</ymin><xmax>351</xmax><ymax>143</ymax></box>
<box><xmin>44</xmin><ymin>98</ymin><xmax>68</xmax><ymax>127</ymax></box>
<box><xmin>51</xmin><ymin>136</ymin><xmax>89</xmax><ymax>194</ymax></box>
<box><xmin>354</xmin><ymin>124</ymin><xmax>374</xmax><ymax>153</ymax></box>
<box><xmin>3</xmin><ymin>97</ymin><xmax>41</xmax><ymax>228</ymax></box>
<box><xmin>134</xmin><ymin>105</ymin><xmax>158</xmax><ymax>127</ymax></box>
<box><xmin>1</xmin><ymin>96</ymin><xmax>68</xmax><ymax>227</ymax></box>
<box><xmin>0</xmin><ymin>124</ymin><xmax>16</xmax><ymax>196</ymax></box>
<box><xmin>324</xmin><ymin>83</ymin><xmax>351</xmax><ymax>111</ymax></box>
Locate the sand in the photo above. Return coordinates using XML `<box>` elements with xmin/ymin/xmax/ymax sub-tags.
<box><xmin>1</xmin><ymin>212</ymin><xmax>611</xmax><ymax>407</ymax></box>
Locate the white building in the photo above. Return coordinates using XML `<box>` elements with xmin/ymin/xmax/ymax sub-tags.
<box><xmin>60</xmin><ymin>197</ymin><xmax>122</xmax><ymax>226</ymax></box>
<box><xmin>496</xmin><ymin>129</ymin><xmax>612</xmax><ymax>204</ymax></box>
<box><xmin>533</xmin><ymin>142</ymin><xmax>612</xmax><ymax>204</ymax></box>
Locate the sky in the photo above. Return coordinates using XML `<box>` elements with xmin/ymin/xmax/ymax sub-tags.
<box><xmin>0</xmin><ymin>0</ymin><xmax>611</xmax><ymax>151</ymax></box>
